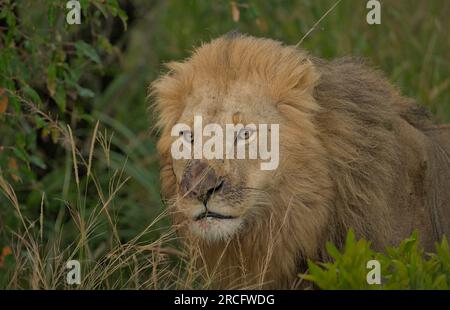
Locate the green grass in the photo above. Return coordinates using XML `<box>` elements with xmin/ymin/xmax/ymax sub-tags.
<box><xmin>0</xmin><ymin>0</ymin><xmax>449</xmax><ymax>289</ymax></box>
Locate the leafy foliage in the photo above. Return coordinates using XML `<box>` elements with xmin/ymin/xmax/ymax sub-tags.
<box><xmin>0</xmin><ymin>0</ymin><xmax>163</xmax><ymax>252</ymax></box>
<box><xmin>302</xmin><ymin>230</ymin><xmax>450</xmax><ymax>289</ymax></box>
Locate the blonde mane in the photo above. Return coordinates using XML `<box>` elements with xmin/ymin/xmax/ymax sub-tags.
<box><xmin>151</xmin><ymin>34</ymin><xmax>450</xmax><ymax>289</ymax></box>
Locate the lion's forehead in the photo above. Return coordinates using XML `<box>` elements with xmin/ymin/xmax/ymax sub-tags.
<box><xmin>181</xmin><ymin>82</ymin><xmax>279</xmax><ymax>125</ymax></box>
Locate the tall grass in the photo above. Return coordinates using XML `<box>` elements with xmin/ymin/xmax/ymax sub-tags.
<box><xmin>0</xmin><ymin>110</ymin><xmax>177</xmax><ymax>289</ymax></box>
<box><xmin>0</xmin><ymin>103</ymin><xmax>281</xmax><ymax>289</ymax></box>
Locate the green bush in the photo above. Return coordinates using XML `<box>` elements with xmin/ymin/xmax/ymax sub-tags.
<box><xmin>302</xmin><ymin>230</ymin><xmax>450</xmax><ymax>289</ymax></box>
<box><xmin>0</xmin><ymin>0</ymin><xmax>164</xmax><ymax>252</ymax></box>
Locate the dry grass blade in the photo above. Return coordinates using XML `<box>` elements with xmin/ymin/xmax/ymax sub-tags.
<box><xmin>87</xmin><ymin>120</ymin><xmax>100</xmax><ymax>178</ymax></box>
<box><xmin>40</xmin><ymin>192</ymin><xmax>45</xmax><ymax>241</ymax></box>
<box><xmin>67</xmin><ymin>124</ymin><xmax>80</xmax><ymax>188</ymax></box>
<box><xmin>296</xmin><ymin>0</ymin><xmax>342</xmax><ymax>47</ymax></box>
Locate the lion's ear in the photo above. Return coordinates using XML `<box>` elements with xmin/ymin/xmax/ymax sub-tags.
<box><xmin>269</xmin><ymin>50</ymin><xmax>320</xmax><ymax>100</ymax></box>
<box><xmin>293</xmin><ymin>58</ymin><xmax>320</xmax><ymax>92</ymax></box>
<box><xmin>273</xmin><ymin>56</ymin><xmax>321</xmax><ymax>115</ymax></box>
<box><xmin>278</xmin><ymin>57</ymin><xmax>319</xmax><ymax>94</ymax></box>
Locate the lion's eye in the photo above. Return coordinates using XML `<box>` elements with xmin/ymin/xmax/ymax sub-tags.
<box><xmin>180</xmin><ymin>130</ymin><xmax>193</xmax><ymax>143</ymax></box>
<box><xmin>237</xmin><ymin>127</ymin><xmax>255</xmax><ymax>141</ymax></box>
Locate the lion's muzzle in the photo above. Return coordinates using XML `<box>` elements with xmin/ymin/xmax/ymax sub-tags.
<box><xmin>180</xmin><ymin>160</ymin><xmax>225</xmax><ymax>205</ymax></box>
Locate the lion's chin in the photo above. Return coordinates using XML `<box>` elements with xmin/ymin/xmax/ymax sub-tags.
<box><xmin>190</xmin><ymin>217</ymin><xmax>243</xmax><ymax>242</ymax></box>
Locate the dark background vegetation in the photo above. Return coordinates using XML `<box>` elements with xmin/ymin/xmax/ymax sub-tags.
<box><xmin>0</xmin><ymin>0</ymin><xmax>449</xmax><ymax>289</ymax></box>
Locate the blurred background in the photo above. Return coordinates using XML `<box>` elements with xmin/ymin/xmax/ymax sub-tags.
<box><xmin>0</xmin><ymin>0</ymin><xmax>449</xmax><ymax>288</ymax></box>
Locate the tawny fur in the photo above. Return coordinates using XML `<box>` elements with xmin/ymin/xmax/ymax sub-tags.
<box><xmin>151</xmin><ymin>34</ymin><xmax>450</xmax><ymax>289</ymax></box>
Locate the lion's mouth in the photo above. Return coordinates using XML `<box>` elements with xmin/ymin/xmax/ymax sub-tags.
<box><xmin>194</xmin><ymin>211</ymin><xmax>236</xmax><ymax>221</ymax></box>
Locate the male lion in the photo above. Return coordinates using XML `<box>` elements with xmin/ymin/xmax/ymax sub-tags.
<box><xmin>151</xmin><ymin>34</ymin><xmax>450</xmax><ymax>289</ymax></box>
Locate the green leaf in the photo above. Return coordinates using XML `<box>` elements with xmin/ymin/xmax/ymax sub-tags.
<box><xmin>97</xmin><ymin>35</ymin><xmax>114</xmax><ymax>54</ymax></box>
<box><xmin>75</xmin><ymin>41</ymin><xmax>101</xmax><ymax>64</ymax></box>
<box><xmin>12</xmin><ymin>147</ymin><xmax>29</xmax><ymax>163</ymax></box>
<box><xmin>21</xmin><ymin>84</ymin><xmax>42</xmax><ymax>106</ymax></box>
<box><xmin>47</xmin><ymin>63</ymin><xmax>57</xmax><ymax>96</ymax></box>
<box><xmin>48</xmin><ymin>4</ymin><xmax>57</xmax><ymax>27</ymax></box>
<box><xmin>80</xmin><ymin>0</ymin><xmax>90</xmax><ymax>15</ymax></box>
<box><xmin>29</xmin><ymin>155</ymin><xmax>47</xmax><ymax>169</ymax></box>
<box><xmin>77</xmin><ymin>85</ymin><xmax>95</xmax><ymax>98</ymax></box>
<box><xmin>117</xmin><ymin>8</ymin><xmax>128</xmax><ymax>30</ymax></box>
<box><xmin>13</xmin><ymin>146</ymin><xmax>46</xmax><ymax>169</ymax></box>
<box><xmin>54</xmin><ymin>83</ymin><xmax>66</xmax><ymax>112</ymax></box>
<box><xmin>325</xmin><ymin>242</ymin><xmax>341</xmax><ymax>261</ymax></box>
<box><xmin>65</xmin><ymin>76</ymin><xmax>95</xmax><ymax>98</ymax></box>
<box><xmin>34</xmin><ymin>115</ymin><xmax>47</xmax><ymax>129</ymax></box>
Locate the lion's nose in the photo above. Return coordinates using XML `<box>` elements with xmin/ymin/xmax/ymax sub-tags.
<box><xmin>180</xmin><ymin>160</ymin><xmax>224</xmax><ymax>205</ymax></box>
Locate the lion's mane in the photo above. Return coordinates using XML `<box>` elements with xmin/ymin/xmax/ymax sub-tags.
<box><xmin>151</xmin><ymin>34</ymin><xmax>450</xmax><ymax>288</ymax></box>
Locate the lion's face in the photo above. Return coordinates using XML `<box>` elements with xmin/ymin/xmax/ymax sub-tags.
<box><xmin>153</xmin><ymin>35</ymin><xmax>329</xmax><ymax>252</ymax></box>
<box><xmin>171</xmin><ymin>82</ymin><xmax>285</xmax><ymax>242</ymax></box>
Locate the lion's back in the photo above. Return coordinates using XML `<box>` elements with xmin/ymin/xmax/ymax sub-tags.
<box><xmin>314</xmin><ymin>56</ymin><xmax>450</xmax><ymax>250</ymax></box>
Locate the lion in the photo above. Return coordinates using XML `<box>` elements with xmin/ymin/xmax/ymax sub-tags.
<box><xmin>151</xmin><ymin>34</ymin><xmax>450</xmax><ymax>289</ymax></box>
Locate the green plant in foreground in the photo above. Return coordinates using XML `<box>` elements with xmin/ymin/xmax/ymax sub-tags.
<box><xmin>302</xmin><ymin>230</ymin><xmax>450</xmax><ymax>289</ymax></box>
